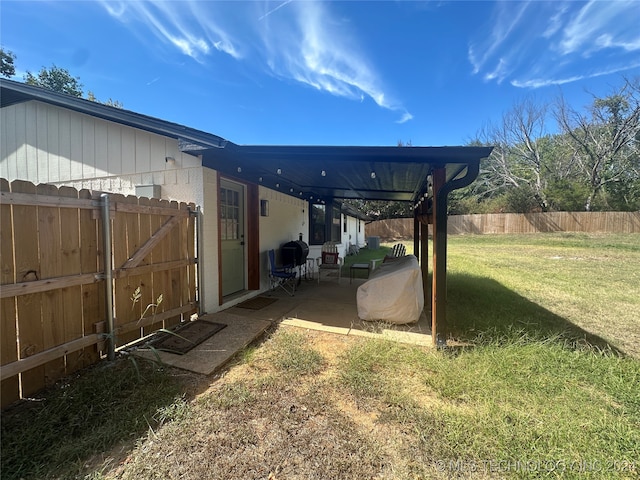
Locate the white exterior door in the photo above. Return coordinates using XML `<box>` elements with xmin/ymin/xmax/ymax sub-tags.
<box><xmin>220</xmin><ymin>180</ymin><xmax>245</xmax><ymax>296</ymax></box>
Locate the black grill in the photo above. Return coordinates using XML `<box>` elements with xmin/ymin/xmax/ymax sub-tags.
<box><xmin>281</xmin><ymin>240</ymin><xmax>309</xmax><ymax>267</ymax></box>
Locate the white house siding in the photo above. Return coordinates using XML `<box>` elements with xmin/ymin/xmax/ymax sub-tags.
<box><xmin>200</xmin><ymin>168</ymin><xmax>220</xmax><ymax>313</ymax></box>
<box><xmin>258</xmin><ymin>186</ymin><xmax>309</xmax><ymax>290</ymax></box>
<box><xmin>345</xmin><ymin>215</ymin><xmax>366</xmax><ymax>251</ymax></box>
<box><xmin>0</xmin><ymin>100</ymin><xmax>201</xmax><ymax>198</ymax></box>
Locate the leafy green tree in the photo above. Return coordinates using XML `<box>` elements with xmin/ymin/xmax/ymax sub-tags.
<box><xmin>25</xmin><ymin>65</ymin><xmax>83</xmax><ymax>97</ymax></box>
<box><xmin>1</xmin><ymin>47</ymin><xmax>16</xmax><ymax>78</ymax></box>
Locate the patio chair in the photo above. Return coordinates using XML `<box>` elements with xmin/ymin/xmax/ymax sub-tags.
<box><xmin>268</xmin><ymin>249</ymin><xmax>297</xmax><ymax>296</ymax></box>
<box><xmin>391</xmin><ymin>243</ymin><xmax>407</xmax><ymax>257</ymax></box>
<box><xmin>316</xmin><ymin>241</ymin><xmax>343</xmax><ymax>284</ymax></box>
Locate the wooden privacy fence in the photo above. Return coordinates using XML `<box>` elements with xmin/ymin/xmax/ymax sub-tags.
<box><xmin>366</xmin><ymin>212</ymin><xmax>640</xmax><ymax>239</ymax></box>
<box><xmin>0</xmin><ymin>179</ymin><xmax>197</xmax><ymax>408</ymax></box>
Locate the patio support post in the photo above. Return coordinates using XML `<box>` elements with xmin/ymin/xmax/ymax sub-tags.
<box><xmin>431</xmin><ymin>162</ymin><xmax>481</xmax><ymax>348</ymax></box>
<box><xmin>431</xmin><ymin>168</ymin><xmax>447</xmax><ymax>348</ymax></box>
<box><xmin>100</xmin><ymin>194</ymin><xmax>116</xmax><ymax>361</ymax></box>
<box><xmin>413</xmin><ymin>214</ymin><xmax>420</xmax><ymax>261</ymax></box>
<box><xmin>421</xmin><ymin>213</ymin><xmax>430</xmax><ymax>313</ymax></box>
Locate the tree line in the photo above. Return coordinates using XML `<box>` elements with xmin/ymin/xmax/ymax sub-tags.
<box><xmin>452</xmin><ymin>76</ymin><xmax>640</xmax><ymax>214</ymax></box>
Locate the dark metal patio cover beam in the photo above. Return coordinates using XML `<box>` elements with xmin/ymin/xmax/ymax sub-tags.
<box><xmin>193</xmin><ymin>143</ymin><xmax>493</xmax><ymax>204</ymax></box>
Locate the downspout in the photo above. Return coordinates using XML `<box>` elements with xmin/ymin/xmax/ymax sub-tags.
<box><xmin>100</xmin><ymin>194</ymin><xmax>115</xmax><ymax>361</ymax></box>
<box><xmin>432</xmin><ymin>162</ymin><xmax>480</xmax><ymax>347</ymax></box>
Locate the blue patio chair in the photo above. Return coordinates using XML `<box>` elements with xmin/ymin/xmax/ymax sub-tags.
<box><xmin>268</xmin><ymin>249</ymin><xmax>297</xmax><ymax>296</ymax></box>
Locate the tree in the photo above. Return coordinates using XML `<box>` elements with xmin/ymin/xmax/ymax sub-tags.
<box><xmin>25</xmin><ymin>65</ymin><xmax>83</xmax><ymax>97</ymax></box>
<box><xmin>87</xmin><ymin>90</ymin><xmax>124</xmax><ymax>109</ymax></box>
<box><xmin>555</xmin><ymin>77</ymin><xmax>640</xmax><ymax>211</ymax></box>
<box><xmin>342</xmin><ymin>199</ymin><xmax>412</xmax><ymax>220</ymax></box>
<box><xmin>1</xmin><ymin>48</ymin><xmax>16</xmax><ymax>78</ymax></box>
<box><xmin>471</xmin><ymin>98</ymin><xmax>551</xmax><ymax>211</ymax></box>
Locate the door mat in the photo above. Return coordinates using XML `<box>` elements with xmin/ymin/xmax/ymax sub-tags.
<box><xmin>148</xmin><ymin>320</ymin><xmax>226</xmax><ymax>355</ymax></box>
<box><xmin>235</xmin><ymin>296</ymin><xmax>278</xmax><ymax>310</ymax></box>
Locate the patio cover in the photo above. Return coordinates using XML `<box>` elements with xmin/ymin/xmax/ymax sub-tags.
<box><xmin>191</xmin><ymin>142</ymin><xmax>494</xmax><ymax>347</ymax></box>
<box><xmin>190</xmin><ymin>142</ymin><xmax>493</xmax><ymax>203</ymax></box>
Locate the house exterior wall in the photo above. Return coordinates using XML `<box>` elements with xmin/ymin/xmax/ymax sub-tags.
<box><xmin>345</xmin><ymin>215</ymin><xmax>366</xmax><ymax>251</ymax></box>
<box><xmin>201</xmin><ymin>168</ymin><xmax>219</xmax><ymax>313</ymax></box>
<box><xmin>257</xmin><ymin>186</ymin><xmax>309</xmax><ymax>289</ymax></box>
<box><xmin>0</xmin><ymin>100</ymin><xmax>202</xmax><ymax>200</ymax></box>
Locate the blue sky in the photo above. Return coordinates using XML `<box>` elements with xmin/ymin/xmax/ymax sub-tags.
<box><xmin>2</xmin><ymin>1</ymin><xmax>639</xmax><ymax>146</ymax></box>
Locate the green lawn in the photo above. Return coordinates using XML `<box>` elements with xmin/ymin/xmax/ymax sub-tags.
<box><xmin>446</xmin><ymin>233</ymin><xmax>640</xmax><ymax>357</ymax></box>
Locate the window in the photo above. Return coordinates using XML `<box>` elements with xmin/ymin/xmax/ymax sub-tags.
<box><xmin>331</xmin><ymin>204</ymin><xmax>341</xmax><ymax>243</ymax></box>
<box><xmin>220</xmin><ymin>186</ymin><xmax>240</xmax><ymax>240</ymax></box>
<box><xmin>310</xmin><ymin>204</ymin><xmax>326</xmax><ymax>245</ymax></box>
<box><xmin>310</xmin><ymin>201</ymin><xmax>342</xmax><ymax>245</ymax></box>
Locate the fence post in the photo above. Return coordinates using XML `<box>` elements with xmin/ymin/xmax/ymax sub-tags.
<box><xmin>101</xmin><ymin>194</ymin><xmax>116</xmax><ymax>361</ymax></box>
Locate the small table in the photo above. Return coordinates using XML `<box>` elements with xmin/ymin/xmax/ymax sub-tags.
<box><xmin>350</xmin><ymin>263</ymin><xmax>370</xmax><ymax>284</ymax></box>
<box><xmin>305</xmin><ymin>258</ymin><xmax>316</xmax><ymax>281</ymax></box>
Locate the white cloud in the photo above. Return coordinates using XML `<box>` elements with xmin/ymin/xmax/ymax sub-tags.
<box><xmin>98</xmin><ymin>0</ymin><xmax>411</xmax><ymax>121</ymax></box>
<box><xmin>511</xmin><ymin>61</ymin><xmax>640</xmax><ymax>89</ymax></box>
<box><xmin>396</xmin><ymin>112</ymin><xmax>414</xmax><ymax>125</ymax></box>
<box><xmin>468</xmin><ymin>1</ymin><xmax>531</xmax><ymax>75</ymax></box>
<box><xmin>484</xmin><ymin>58</ymin><xmax>510</xmax><ymax>84</ymax></box>
<box><xmin>259</xmin><ymin>1</ymin><xmax>411</xmax><ymax>120</ymax></box>
<box><xmin>98</xmin><ymin>0</ymin><xmax>240</xmax><ymax>61</ymax></box>
<box><xmin>469</xmin><ymin>0</ymin><xmax>640</xmax><ymax>89</ymax></box>
<box><xmin>555</xmin><ymin>0</ymin><xmax>640</xmax><ymax>56</ymax></box>
<box><xmin>543</xmin><ymin>6</ymin><xmax>568</xmax><ymax>39</ymax></box>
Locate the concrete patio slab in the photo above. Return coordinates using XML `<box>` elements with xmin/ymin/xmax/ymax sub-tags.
<box><xmin>134</xmin><ymin>275</ymin><xmax>432</xmax><ymax>376</ymax></box>
<box><xmin>133</xmin><ymin>312</ymin><xmax>272</xmax><ymax>375</ymax></box>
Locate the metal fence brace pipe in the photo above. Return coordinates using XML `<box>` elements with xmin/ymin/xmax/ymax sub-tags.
<box><xmin>101</xmin><ymin>194</ymin><xmax>116</xmax><ymax>361</ymax></box>
<box><xmin>196</xmin><ymin>205</ymin><xmax>204</xmax><ymax>316</ymax></box>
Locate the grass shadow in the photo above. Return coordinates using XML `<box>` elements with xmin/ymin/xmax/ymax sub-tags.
<box><xmin>446</xmin><ymin>272</ymin><xmax>626</xmax><ymax>356</ymax></box>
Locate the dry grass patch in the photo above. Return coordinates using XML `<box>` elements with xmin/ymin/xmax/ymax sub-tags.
<box><xmin>108</xmin><ymin>328</ymin><xmax>394</xmax><ymax>480</ymax></box>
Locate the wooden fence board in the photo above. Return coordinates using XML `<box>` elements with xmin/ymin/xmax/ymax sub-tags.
<box><xmin>151</xmin><ymin>199</ymin><xmax>170</xmax><ymax>329</ymax></box>
<box><xmin>138</xmin><ymin>197</ymin><xmax>158</xmax><ymax>336</ymax></box>
<box><xmin>123</xmin><ymin>195</ymin><xmax>143</xmax><ymax>344</ymax></box>
<box><xmin>112</xmin><ymin>194</ymin><xmax>137</xmax><ymax>347</ymax></box>
<box><xmin>0</xmin><ymin>179</ymin><xmax>19</xmax><ymax>407</ymax></box>
<box><xmin>167</xmin><ymin>201</ymin><xmax>182</xmax><ymax>328</ymax></box>
<box><xmin>37</xmin><ymin>183</ymin><xmax>66</xmax><ymax>385</ymax></box>
<box><xmin>80</xmin><ymin>189</ymin><xmax>101</xmax><ymax>365</ymax></box>
<box><xmin>59</xmin><ymin>186</ymin><xmax>84</xmax><ymax>374</ymax></box>
<box><xmin>12</xmin><ymin>180</ymin><xmax>46</xmax><ymax>396</ymax></box>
